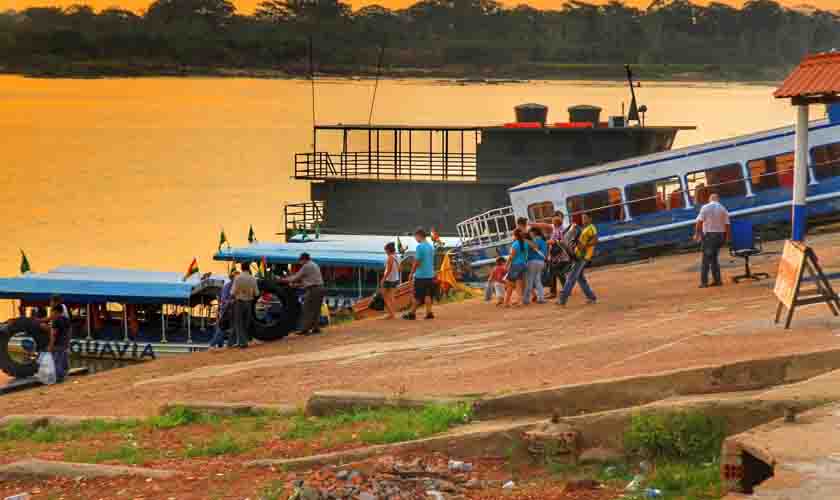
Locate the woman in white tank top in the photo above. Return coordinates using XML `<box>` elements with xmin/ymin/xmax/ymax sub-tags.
<box><xmin>380</xmin><ymin>242</ymin><xmax>401</xmax><ymax>319</ymax></box>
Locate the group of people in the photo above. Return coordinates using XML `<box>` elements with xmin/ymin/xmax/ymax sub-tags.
<box><xmin>210</xmin><ymin>252</ymin><xmax>327</xmax><ymax>350</ymax></box>
<box><xmin>488</xmin><ymin>212</ymin><xmax>599</xmax><ymax>307</ymax></box>
<box><xmin>16</xmin><ymin>295</ymin><xmax>71</xmax><ymax>383</ymax></box>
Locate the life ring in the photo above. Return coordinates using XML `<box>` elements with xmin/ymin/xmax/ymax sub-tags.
<box><xmin>249</xmin><ymin>280</ymin><xmax>302</xmax><ymax>341</ymax></box>
<box><xmin>0</xmin><ymin>320</ymin><xmax>41</xmax><ymax>379</ymax></box>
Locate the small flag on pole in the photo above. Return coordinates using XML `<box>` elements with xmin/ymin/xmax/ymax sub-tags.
<box><xmin>248</xmin><ymin>225</ymin><xmax>257</xmax><ymax>244</ymax></box>
<box><xmin>218</xmin><ymin>229</ymin><xmax>228</xmax><ymax>251</ymax></box>
<box><xmin>396</xmin><ymin>236</ymin><xmax>407</xmax><ymax>256</ymax></box>
<box><xmin>19</xmin><ymin>250</ymin><xmax>31</xmax><ymax>274</ymax></box>
<box><xmin>183</xmin><ymin>257</ymin><xmax>199</xmax><ymax>281</ymax></box>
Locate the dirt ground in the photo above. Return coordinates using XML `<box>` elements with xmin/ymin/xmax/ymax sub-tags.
<box><xmin>4</xmin><ymin>233</ymin><xmax>840</xmax><ymax>418</ymax></box>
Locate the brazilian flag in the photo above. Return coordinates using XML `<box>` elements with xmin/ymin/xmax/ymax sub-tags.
<box><xmin>20</xmin><ymin>250</ymin><xmax>31</xmax><ymax>274</ymax></box>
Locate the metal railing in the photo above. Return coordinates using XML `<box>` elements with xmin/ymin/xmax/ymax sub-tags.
<box><xmin>295</xmin><ymin>151</ymin><xmax>478</xmax><ymax>181</ymax></box>
<box><xmin>284</xmin><ymin>201</ymin><xmax>325</xmax><ymax>240</ymax></box>
<box><xmin>456</xmin><ymin>206</ymin><xmax>516</xmax><ymax>248</ymax></box>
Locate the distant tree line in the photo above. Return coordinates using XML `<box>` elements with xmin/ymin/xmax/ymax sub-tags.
<box><xmin>1</xmin><ymin>0</ymin><xmax>839</xmax><ymax>76</ymax></box>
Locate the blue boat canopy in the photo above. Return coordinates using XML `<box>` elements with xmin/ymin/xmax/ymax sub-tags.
<box><xmin>0</xmin><ymin>266</ymin><xmax>221</xmax><ymax>304</ymax></box>
<box><xmin>214</xmin><ymin>234</ymin><xmax>460</xmax><ymax>270</ymax></box>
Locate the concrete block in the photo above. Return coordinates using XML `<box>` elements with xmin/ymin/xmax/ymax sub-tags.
<box><xmin>0</xmin><ymin>459</ymin><xmax>177</xmax><ymax>480</ymax></box>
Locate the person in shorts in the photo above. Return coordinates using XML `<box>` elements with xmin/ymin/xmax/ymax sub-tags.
<box><xmin>488</xmin><ymin>257</ymin><xmax>507</xmax><ymax>305</ymax></box>
<box><xmin>503</xmin><ymin>228</ymin><xmax>529</xmax><ymax>307</ymax></box>
<box><xmin>404</xmin><ymin>228</ymin><xmax>436</xmax><ymax>320</ymax></box>
<box><xmin>380</xmin><ymin>242</ymin><xmax>401</xmax><ymax>319</ymax></box>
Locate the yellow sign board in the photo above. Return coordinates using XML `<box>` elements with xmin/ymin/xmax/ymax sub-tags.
<box><xmin>773</xmin><ymin>240</ymin><xmax>806</xmax><ymax>309</ymax></box>
<box><xmin>774</xmin><ymin>240</ymin><xmax>839</xmax><ymax>329</ymax></box>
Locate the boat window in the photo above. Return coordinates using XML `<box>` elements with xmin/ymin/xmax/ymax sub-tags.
<box><xmin>748</xmin><ymin>153</ymin><xmax>794</xmax><ymax>192</ymax></box>
<box><xmin>567</xmin><ymin>188</ymin><xmax>625</xmax><ymax>225</ymax></box>
<box><xmin>812</xmin><ymin>143</ymin><xmax>840</xmax><ymax>180</ymax></box>
<box><xmin>686</xmin><ymin>163</ymin><xmax>746</xmax><ymax>203</ymax></box>
<box><xmin>626</xmin><ymin>176</ymin><xmax>684</xmax><ymax>216</ymax></box>
<box><xmin>528</xmin><ymin>201</ymin><xmax>555</xmax><ymax>223</ymax></box>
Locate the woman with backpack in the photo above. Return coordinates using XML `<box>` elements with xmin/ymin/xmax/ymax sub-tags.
<box><xmin>503</xmin><ymin>228</ymin><xmax>529</xmax><ymax>307</ymax></box>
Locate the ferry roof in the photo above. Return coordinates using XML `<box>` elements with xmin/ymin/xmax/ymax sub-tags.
<box><xmin>0</xmin><ymin>266</ymin><xmax>215</xmax><ymax>304</ymax></box>
<box><xmin>509</xmin><ymin>118</ymin><xmax>836</xmax><ymax>193</ymax></box>
<box><xmin>214</xmin><ymin>234</ymin><xmax>460</xmax><ymax>270</ymax></box>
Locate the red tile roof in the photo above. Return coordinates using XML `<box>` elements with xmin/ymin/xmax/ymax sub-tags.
<box><xmin>774</xmin><ymin>52</ymin><xmax>840</xmax><ymax>99</ymax></box>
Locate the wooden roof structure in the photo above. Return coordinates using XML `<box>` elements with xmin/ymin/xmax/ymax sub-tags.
<box><xmin>774</xmin><ymin>52</ymin><xmax>840</xmax><ymax>105</ymax></box>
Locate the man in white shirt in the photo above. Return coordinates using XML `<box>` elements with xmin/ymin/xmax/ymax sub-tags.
<box><xmin>693</xmin><ymin>193</ymin><xmax>731</xmax><ymax>288</ymax></box>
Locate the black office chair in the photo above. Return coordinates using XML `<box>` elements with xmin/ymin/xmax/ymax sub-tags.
<box><xmin>729</xmin><ymin>219</ymin><xmax>770</xmax><ymax>283</ymax></box>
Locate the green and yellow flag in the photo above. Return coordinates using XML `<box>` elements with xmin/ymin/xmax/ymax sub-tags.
<box><xmin>218</xmin><ymin>229</ymin><xmax>228</xmax><ymax>251</ymax></box>
<box><xmin>248</xmin><ymin>225</ymin><xmax>257</xmax><ymax>244</ymax></box>
<box><xmin>183</xmin><ymin>257</ymin><xmax>199</xmax><ymax>281</ymax></box>
<box><xmin>396</xmin><ymin>236</ymin><xmax>407</xmax><ymax>255</ymax></box>
<box><xmin>19</xmin><ymin>250</ymin><xmax>31</xmax><ymax>274</ymax></box>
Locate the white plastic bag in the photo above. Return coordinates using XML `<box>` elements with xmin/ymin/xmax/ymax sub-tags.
<box><xmin>35</xmin><ymin>352</ymin><xmax>57</xmax><ymax>385</ymax></box>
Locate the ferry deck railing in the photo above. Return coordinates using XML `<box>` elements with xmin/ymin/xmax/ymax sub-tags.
<box><xmin>295</xmin><ymin>151</ymin><xmax>478</xmax><ymax>181</ymax></box>
<box><xmin>457</xmin><ymin>206</ymin><xmax>516</xmax><ymax>248</ymax></box>
<box><xmin>284</xmin><ymin>201</ymin><xmax>325</xmax><ymax>240</ymax></box>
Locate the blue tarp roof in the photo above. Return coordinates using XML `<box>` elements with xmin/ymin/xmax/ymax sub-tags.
<box><xmin>0</xmin><ymin>266</ymin><xmax>216</xmax><ymax>304</ymax></box>
<box><xmin>214</xmin><ymin>234</ymin><xmax>460</xmax><ymax>270</ymax></box>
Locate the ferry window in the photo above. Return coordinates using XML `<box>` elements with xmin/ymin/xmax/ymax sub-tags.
<box><xmin>686</xmin><ymin>164</ymin><xmax>746</xmax><ymax>203</ymax></box>
<box><xmin>748</xmin><ymin>153</ymin><xmax>794</xmax><ymax>192</ymax></box>
<box><xmin>626</xmin><ymin>176</ymin><xmax>684</xmax><ymax>216</ymax></box>
<box><xmin>813</xmin><ymin>143</ymin><xmax>840</xmax><ymax>180</ymax></box>
<box><xmin>567</xmin><ymin>188</ymin><xmax>625</xmax><ymax>224</ymax></box>
<box><xmin>528</xmin><ymin>202</ymin><xmax>555</xmax><ymax>223</ymax></box>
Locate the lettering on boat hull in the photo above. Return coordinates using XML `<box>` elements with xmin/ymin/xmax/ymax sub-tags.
<box><xmin>69</xmin><ymin>340</ymin><xmax>157</xmax><ymax>360</ymax></box>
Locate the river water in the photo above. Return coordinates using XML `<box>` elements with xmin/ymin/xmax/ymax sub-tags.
<box><xmin>0</xmin><ymin>76</ymin><xmax>800</xmax><ymax>319</ymax></box>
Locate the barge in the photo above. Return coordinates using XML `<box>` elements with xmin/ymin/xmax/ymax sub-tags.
<box><xmin>286</xmin><ymin>70</ymin><xmax>694</xmax><ymax>237</ymax></box>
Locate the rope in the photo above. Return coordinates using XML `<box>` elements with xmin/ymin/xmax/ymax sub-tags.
<box><xmin>309</xmin><ymin>34</ymin><xmax>316</xmax><ymax>131</ymax></box>
<box><xmin>368</xmin><ymin>39</ymin><xmax>386</xmax><ymax>126</ymax></box>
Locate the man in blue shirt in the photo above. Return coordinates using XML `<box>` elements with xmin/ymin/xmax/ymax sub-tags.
<box><xmin>404</xmin><ymin>228</ymin><xmax>436</xmax><ymax>320</ymax></box>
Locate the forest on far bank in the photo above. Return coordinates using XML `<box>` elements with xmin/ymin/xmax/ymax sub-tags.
<box><xmin>1</xmin><ymin>0</ymin><xmax>839</xmax><ymax>78</ymax></box>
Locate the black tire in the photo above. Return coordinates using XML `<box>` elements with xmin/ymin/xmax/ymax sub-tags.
<box><xmin>250</xmin><ymin>280</ymin><xmax>302</xmax><ymax>341</ymax></box>
<box><xmin>0</xmin><ymin>322</ymin><xmax>39</xmax><ymax>379</ymax></box>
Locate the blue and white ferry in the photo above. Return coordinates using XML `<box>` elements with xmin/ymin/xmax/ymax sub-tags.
<box><xmin>457</xmin><ymin>106</ymin><xmax>840</xmax><ymax>271</ymax></box>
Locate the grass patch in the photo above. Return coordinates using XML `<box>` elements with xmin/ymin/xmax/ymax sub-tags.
<box><xmin>148</xmin><ymin>406</ymin><xmax>219</xmax><ymax>429</ymax></box>
<box><xmin>624</xmin><ymin>411</ymin><xmax>726</xmax><ymax>462</ymax></box>
<box><xmin>282</xmin><ymin>403</ymin><xmax>472</xmax><ymax>444</ymax></box>
<box><xmin>64</xmin><ymin>443</ymin><xmax>154</xmax><ymax>465</ymax></box>
<box><xmin>184</xmin><ymin>433</ymin><xmax>250</xmax><ymax>458</ymax></box>
<box><xmin>0</xmin><ymin>418</ymin><xmax>140</xmax><ymax>444</ymax></box>
<box><xmin>644</xmin><ymin>460</ymin><xmax>722</xmax><ymax>499</ymax></box>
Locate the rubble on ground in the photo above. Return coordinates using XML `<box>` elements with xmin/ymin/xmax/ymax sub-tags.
<box><xmin>282</xmin><ymin>453</ymin><xmax>511</xmax><ymax>500</ymax></box>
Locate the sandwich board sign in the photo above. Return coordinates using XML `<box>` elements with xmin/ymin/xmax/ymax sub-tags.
<box><xmin>774</xmin><ymin>240</ymin><xmax>840</xmax><ymax>329</ymax></box>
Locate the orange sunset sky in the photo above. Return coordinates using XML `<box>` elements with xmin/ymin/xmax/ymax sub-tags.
<box><xmin>1</xmin><ymin>0</ymin><xmax>836</xmax><ymax>15</ymax></box>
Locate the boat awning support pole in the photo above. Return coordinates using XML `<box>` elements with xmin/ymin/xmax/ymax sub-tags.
<box><xmin>86</xmin><ymin>304</ymin><xmax>92</xmax><ymax>340</ymax></box>
<box><xmin>187</xmin><ymin>302</ymin><xmax>192</xmax><ymax>344</ymax></box>
<box><xmin>123</xmin><ymin>304</ymin><xmax>129</xmax><ymax>342</ymax></box>
<box><xmin>161</xmin><ymin>306</ymin><xmax>168</xmax><ymax>344</ymax></box>
<box><xmin>792</xmin><ymin>104</ymin><xmax>809</xmax><ymax>241</ymax></box>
